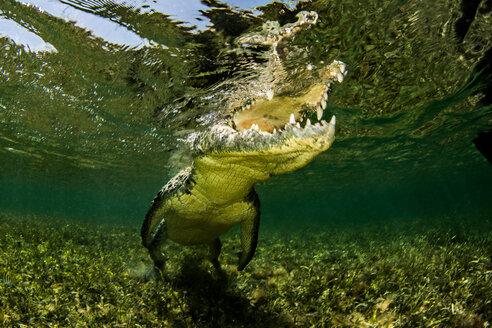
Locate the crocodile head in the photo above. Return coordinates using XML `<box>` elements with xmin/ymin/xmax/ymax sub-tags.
<box><xmin>190</xmin><ymin>60</ymin><xmax>346</xmax><ymax>176</ymax></box>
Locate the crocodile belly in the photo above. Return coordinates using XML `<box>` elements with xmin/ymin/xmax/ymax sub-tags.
<box><xmin>166</xmin><ymin>198</ymin><xmax>257</xmax><ymax>245</ymax></box>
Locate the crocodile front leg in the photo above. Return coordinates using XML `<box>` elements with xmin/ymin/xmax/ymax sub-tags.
<box><xmin>238</xmin><ymin>189</ymin><xmax>260</xmax><ymax>271</ymax></box>
<box><xmin>148</xmin><ymin>219</ymin><xmax>168</xmax><ymax>272</ymax></box>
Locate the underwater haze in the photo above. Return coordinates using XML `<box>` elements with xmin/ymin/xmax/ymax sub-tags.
<box><xmin>1</xmin><ymin>0</ymin><xmax>491</xmax><ymax>327</ymax></box>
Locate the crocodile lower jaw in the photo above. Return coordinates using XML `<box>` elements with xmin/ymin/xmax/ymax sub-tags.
<box><xmin>234</xmin><ymin>114</ymin><xmax>336</xmax><ymax>144</ymax></box>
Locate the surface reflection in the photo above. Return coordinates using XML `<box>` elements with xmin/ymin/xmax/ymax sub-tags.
<box><xmin>0</xmin><ymin>0</ymin><xmax>490</xmax><ymax>189</ymax></box>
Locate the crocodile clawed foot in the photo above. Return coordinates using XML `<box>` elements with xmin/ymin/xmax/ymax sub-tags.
<box><xmin>142</xmin><ymin>266</ymin><xmax>157</xmax><ymax>281</ymax></box>
<box><xmin>142</xmin><ymin>260</ymin><xmax>169</xmax><ymax>282</ymax></box>
<box><xmin>154</xmin><ymin>267</ymin><xmax>170</xmax><ymax>283</ymax></box>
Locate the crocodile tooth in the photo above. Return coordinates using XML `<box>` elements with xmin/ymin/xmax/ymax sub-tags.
<box><xmin>324</xmin><ymin>91</ymin><xmax>329</xmax><ymax>101</ymax></box>
<box><xmin>290</xmin><ymin>113</ymin><xmax>296</xmax><ymax>124</ymax></box>
<box><xmin>315</xmin><ymin>122</ymin><xmax>321</xmax><ymax>127</ymax></box>
<box><xmin>306</xmin><ymin>119</ymin><xmax>311</xmax><ymax>126</ymax></box>
<box><xmin>337</xmin><ymin>72</ymin><xmax>344</xmax><ymax>83</ymax></box>
<box><xmin>316</xmin><ymin>106</ymin><xmax>323</xmax><ymax>120</ymax></box>
<box><xmin>335</xmin><ymin>60</ymin><xmax>346</xmax><ymax>71</ymax></box>
<box><xmin>321</xmin><ymin>120</ymin><xmax>327</xmax><ymax>126</ymax></box>
<box><xmin>296</xmin><ymin>122</ymin><xmax>301</xmax><ymax>129</ymax></box>
<box><xmin>339</xmin><ymin>62</ymin><xmax>347</xmax><ymax>74</ymax></box>
<box><xmin>273</xmin><ymin>128</ymin><xmax>277</xmax><ymax>135</ymax></box>
<box><xmin>330</xmin><ymin>115</ymin><xmax>336</xmax><ymax>126</ymax></box>
<box><xmin>321</xmin><ymin>98</ymin><xmax>327</xmax><ymax>109</ymax></box>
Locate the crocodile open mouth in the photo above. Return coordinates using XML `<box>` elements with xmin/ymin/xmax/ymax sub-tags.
<box><xmin>233</xmin><ymin>83</ymin><xmax>330</xmax><ymax>133</ymax></box>
<box><xmin>231</xmin><ymin>60</ymin><xmax>346</xmax><ymax>136</ymax></box>
<box><xmin>192</xmin><ymin>60</ymin><xmax>346</xmax><ymax>155</ymax></box>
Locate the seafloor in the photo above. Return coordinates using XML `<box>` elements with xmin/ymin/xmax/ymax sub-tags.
<box><xmin>0</xmin><ymin>213</ymin><xmax>490</xmax><ymax>327</ymax></box>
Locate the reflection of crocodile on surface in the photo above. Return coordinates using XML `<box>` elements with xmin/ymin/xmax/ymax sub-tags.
<box><xmin>141</xmin><ymin>11</ymin><xmax>347</xmax><ymax>275</ymax></box>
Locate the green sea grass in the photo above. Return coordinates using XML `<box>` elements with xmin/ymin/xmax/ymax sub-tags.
<box><xmin>0</xmin><ymin>213</ymin><xmax>490</xmax><ymax>327</ymax></box>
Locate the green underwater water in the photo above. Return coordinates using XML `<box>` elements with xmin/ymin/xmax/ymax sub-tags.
<box><xmin>0</xmin><ymin>0</ymin><xmax>491</xmax><ymax>225</ymax></box>
<box><xmin>0</xmin><ymin>0</ymin><xmax>492</xmax><ymax>326</ymax></box>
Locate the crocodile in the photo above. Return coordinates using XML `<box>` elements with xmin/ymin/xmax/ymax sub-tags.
<box><xmin>141</xmin><ymin>11</ymin><xmax>347</xmax><ymax>273</ymax></box>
